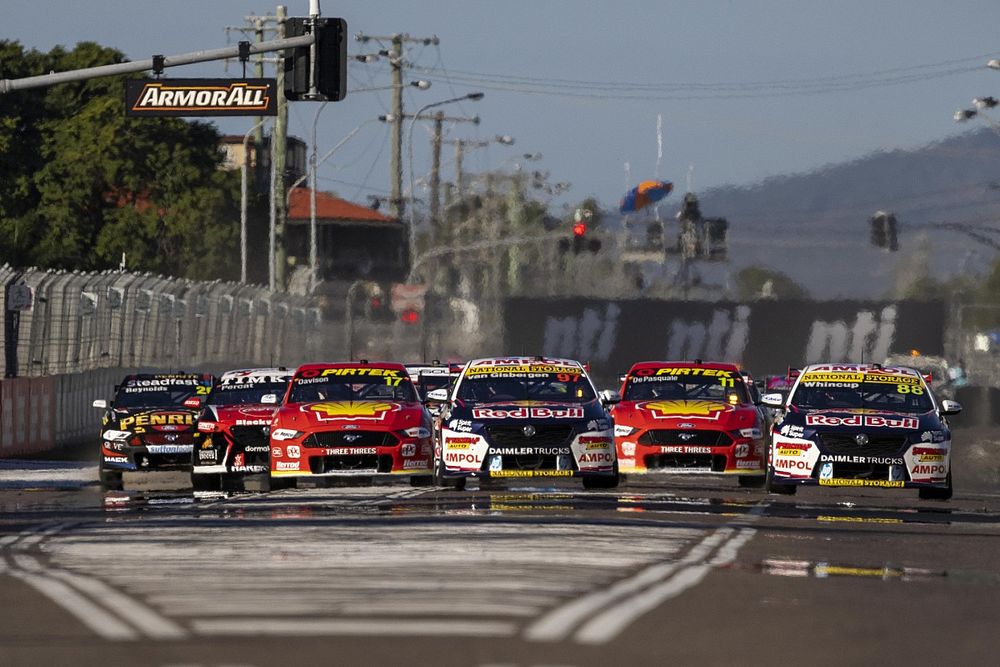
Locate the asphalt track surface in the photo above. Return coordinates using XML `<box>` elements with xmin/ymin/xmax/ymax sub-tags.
<box><xmin>1</xmin><ymin>429</ymin><xmax>999</xmax><ymax>666</ymax></box>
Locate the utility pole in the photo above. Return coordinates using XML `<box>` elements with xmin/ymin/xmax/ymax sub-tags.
<box><xmin>430</xmin><ymin>111</ymin><xmax>444</xmax><ymax>244</ymax></box>
<box><xmin>390</xmin><ymin>35</ymin><xmax>403</xmax><ymax>220</ymax></box>
<box><xmin>404</xmin><ymin>112</ymin><xmax>479</xmax><ymax>247</ymax></box>
<box><xmin>355</xmin><ymin>32</ymin><xmax>440</xmax><ymax>220</ymax></box>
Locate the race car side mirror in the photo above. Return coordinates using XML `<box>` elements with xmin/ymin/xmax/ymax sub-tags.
<box><xmin>183</xmin><ymin>397</ymin><xmax>203</xmax><ymax>409</ymax></box>
<box><xmin>261</xmin><ymin>393</ymin><xmax>278</xmax><ymax>404</ymax></box>
<box><xmin>92</xmin><ymin>399</ymin><xmax>108</xmax><ymax>409</ymax></box>
<box><xmin>939</xmin><ymin>399</ymin><xmax>962</xmax><ymax>416</ymax></box>
<box><xmin>599</xmin><ymin>389</ymin><xmax>622</xmax><ymax>405</ymax></box>
<box><xmin>425</xmin><ymin>388</ymin><xmax>450</xmax><ymax>403</ymax></box>
<box><xmin>760</xmin><ymin>393</ymin><xmax>785</xmax><ymax>409</ymax></box>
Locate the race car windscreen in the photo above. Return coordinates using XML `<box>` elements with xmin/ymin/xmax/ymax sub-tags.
<box><xmin>287</xmin><ymin>369</ymin><xmax>418</xmax><ymax>403</ymax></box>
<box><xmin>790</xmin><ymin>372</ymin><xmax>933</xmax><ymax>413</ymax></box>
<box><xmin>208</xmin><ymin>380</ymin><xmax>290</xmax><ymax>406</ymax></box>
<box><xmin>113</xmin><ymin>377</ymin><xmax>209</xmax><ymax>409</ymax></box>
<box><xmin>415</xmin><ymin>375</ymin><xmax>452</xmax><ymax>399</ymax></box>
<box><xmin>623</xmin><ymin>371</ymin><xmax>751</xmax><ymax>404</ymax></box>
<box><xmin>456</xmin><ymin>366</ymin><xmax>595</xmax><ymax>403</ymax></box>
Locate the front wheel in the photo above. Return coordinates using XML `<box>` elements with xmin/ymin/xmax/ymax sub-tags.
<box><xmin>433</xmin><ymin>459</ymin><xmax>466</xmax><ymax>490</ymax></box>
<box><xmin>191</xmin><ymin>473</ymin><xmax>221</xmax><ymax>492</ymax></box>
<box><xmin>99</xmin><ymin>462</ymin><xmax>123</xmax><ymax>491</ymax></box>
<box><xmin>918</xmin><ymin>473</ymin><xmax>953</xmax><ymax>501</ymax></box>
<box><xmin>583</xmin><ymin>464</ymin><xmax>620</xmax><ymax>490</ymax></box>
<box><xmin>765</xmin><ymin>466</ymin><xmax>796</xmax><ymax>495</ymax></box>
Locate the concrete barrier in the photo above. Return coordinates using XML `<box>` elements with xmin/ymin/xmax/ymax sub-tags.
<box><xmin>0</xmin><ymin>377</ymin><xmax>55</xmax><ymax>456</ymax></box>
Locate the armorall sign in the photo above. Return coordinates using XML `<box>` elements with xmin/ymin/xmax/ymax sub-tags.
<box><xmin>124</xmin><ymin>78</ymin><xmax>277</xmax><ymax>117</ymax></box>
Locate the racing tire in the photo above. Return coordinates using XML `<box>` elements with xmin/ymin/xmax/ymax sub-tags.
<box><xmin>583</xmin><ymin>464</ymin><xmax>620</xmax><ymax>490</ymax></box>
<box><xmin>99</xmin><ymin>463</ymin><xmax>123</xmax><ymax>491</ymax></box>
<box><xmin>765</xmin><ymin>466</ymin><xmax>796</xmax><ymax>495</ymax></box>
<box><xmin>191</xmin><ymin>473</ymin><xmax>221</xmax><ymax>492</ymax></box>
<box><xmin>433</xmin><ymin>459</ymin><xmax>466</xmax><ymax>490</ymax></box>
<box><xmin>918</xmin><ymin>473</ymin><xmax>953</xmax><ymax>501</ymax></box>
<box><xmin>738</xmin><ymin>475</ymin><xmax>766</xmax><ymax>489</ymax></box>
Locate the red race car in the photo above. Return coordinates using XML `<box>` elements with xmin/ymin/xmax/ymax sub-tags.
<box><xmin>191</xmin><ymin>368</ymin><xmax>293</xmax><ymax>491</ymax></box>
<box><xmin>269</xmin><ymin>361</ymin><xmax>434</xmax><ymax>486</ymax></box>
<box><xmin>611</xmin><ymin>361</ymin><xmax>766</xmax><ymax>486</ymax></box>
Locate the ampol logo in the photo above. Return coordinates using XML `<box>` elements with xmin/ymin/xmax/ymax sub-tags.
<box><xmin>305</xmin><ymin>401</ymin><xmax>398</xmax><ymax>422</ymax></box>
<box><xmin>641</xmin><ymin>400</ymin><xmax>729</xmax><ymax>420</ymax></box>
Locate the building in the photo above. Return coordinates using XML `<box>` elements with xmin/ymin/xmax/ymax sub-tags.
<box><xmin>286</xmin><ymin>188</ymin><xmax>409</xmax><ymax>284</ymax></box>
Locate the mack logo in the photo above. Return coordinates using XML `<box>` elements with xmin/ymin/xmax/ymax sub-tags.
<box><xmin>125</xmin><ymin>78</ymin><xmax>278</xmax><ymax>117</ymax></box>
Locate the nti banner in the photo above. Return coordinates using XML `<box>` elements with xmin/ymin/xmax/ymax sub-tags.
<box><xmin>503</xmin><ymin>298</ymin><xmax>946</xmax><ymax>383</ymax></box>
<box><xmin>124</xmin><ymin>78</ymin><xmax>277</xmax><ymax>117</ymax></box>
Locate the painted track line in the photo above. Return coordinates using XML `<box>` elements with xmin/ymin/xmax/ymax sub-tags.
<box><xmin>524</xmin><ymin>502</ymin><xmax>767</xmax><ymax>643</ymax></box>
<box><xmin>7</xmin><ymin>554</ymin><xmax>139</xmax><ymax>641</ymax></box>
<box><xmin>193</xmin><ymin>618</ymin><xmax>518</xmax><ymax>637</ymax></box>
<box><xmin>573</xmin><ymin>527</ymin><xmax>756</xmax><ymax>644</ymax></box>
<box><xmin>523</xmin><ymin>528</ymin><xmax>731</xmax><ymax>642</ymax></box>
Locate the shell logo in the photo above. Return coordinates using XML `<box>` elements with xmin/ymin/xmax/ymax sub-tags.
<box><xmin>305</xmin><ymin>401</ymin><xmax>398</xmax><ymax>421</ymax></box>
<box><xmin>642</xmin><ymin>400</ymin><xmax>729</xmax><ymax>420</ymax></box>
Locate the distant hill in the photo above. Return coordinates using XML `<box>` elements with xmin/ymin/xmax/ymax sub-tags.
<box><xmin>611</xmin><ymin>128</ymin><xmax>1000</xmax><ymax>299</ymax></box>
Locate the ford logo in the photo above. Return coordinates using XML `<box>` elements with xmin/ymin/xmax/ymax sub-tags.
<box><xmin>522</xmin><ymin>425</ymin><xmax>536</xmax><ymax>438</ymax></box>
<box><xmin>678</xmin><ymin>423</ymin><xmax>696</xmax><ymax>428</ymax></box>
<box><xmin>855</xmin><ymin>433</ymin><xmax>869</xmax><ymax>446</ymax></box>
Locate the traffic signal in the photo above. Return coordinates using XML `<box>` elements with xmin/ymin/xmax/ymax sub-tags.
<box><xmin>566</xmin><ymin>222</ymin><xmax>601</xmax><ymax>254</ymax></box>
<box><xmin>284</xmin><ymin>17</ymin><xmax>348</xmax><ymax>102</ymax></box>
<box><xmin>870</xmin><ymin>211</ymin><xmax>898</xmax><ymax>251</ymax></box>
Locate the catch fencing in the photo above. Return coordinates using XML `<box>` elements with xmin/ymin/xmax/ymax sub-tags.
<box><xmin>1</xmin><ymin>264</ymin><xmax>324</xmax><ymax>454</ymax></box>
<box><xmin>1</xmin><ymin>264</ymin><xmax>323</xmax><ymax>377</ymax></box>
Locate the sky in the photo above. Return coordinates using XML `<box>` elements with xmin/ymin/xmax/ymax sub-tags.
<box><xmin>5</xmin><ymin>0</ymin><xmax>1000</xmax><ymax>213</ymax></box>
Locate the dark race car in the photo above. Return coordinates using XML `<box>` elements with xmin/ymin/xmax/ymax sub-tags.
<box><xmin>433</xmin><ymin>356</ymin><xmax>619</xmax><ymax>491</ymax></box>
<box><xmin>763</xmin><ymin>363</ymin><xmax>962</xmax><ymax>499</ymax></box>
<box><xmin>93</xmin><ymin>373</ymin><xmax>214</xmax><ymax>489</ymax></box>
<box><xmin>269</xmin><ymin>362</ymin><xmax>434</xmax><ymax>486</ymax></box>
<box><xmin>191</xmin><ymin>368</ymin><xmax>293</xmax><ymax>491</ymax></box>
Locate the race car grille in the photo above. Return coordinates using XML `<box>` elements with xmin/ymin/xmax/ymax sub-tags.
<box><xmin>644</xmin><ymin>453</ymin><xmax>728</xmax><ymax>472</ymax></box>
<box><xmin>309</xmin><ymin>454</ymin><xmax>390</xmax><ymax>474</ymax></box>
<box><xmin>142</xmin><ymin>433</ymin><xmax>195</xmax><ymax>446</ymax></box>
<box><xmin>305</xmin><ymin>431</ymin><xmax>397</xmax><ymax>448</ymax></box>
<box><xmin>230</xmin><ymin>425</ymin><xmax>269</xmax><ymax>449</ymax></box>
<box><xmin>485</xmin><ymin>426</ymin><xmax>574</xmax><ymax>449</ymax></box>
<box><xmin>495</xmin><ymin>454</ymin><xmax>577</xmax><ymax>472</ymax></box>
<box><xmin>819</xmin><ymin>434</ymin><xmax>907</xmax><ymax>457</ymax></box>
<box><xmin>638</xmin><ymin>430</ymin><xmax>732</xmax><ymax>447</ymax></box>
<box><xmin>135</xmin><ymin>452</ymin><xmax>191</xmax><ymax>469</ymax></box>
<box><xmin>822</xmin><ymin>461</ymin><xmax>902</xmax><ymax>482</ymax></box>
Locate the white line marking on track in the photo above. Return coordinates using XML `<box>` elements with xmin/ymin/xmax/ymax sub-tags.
<box><xmin>573</xmin><ymin>527</ymin><xmax>757</xmax><ymax>644</ymax></box>
<box><xmin>192</xmin><ymin>618</ymin><xmax>518</xmax><ymax>637</ymax></box>
<box><xmin>524</xmin><ymin>501</ymin><xmax>768</xmax><ymax>643</ymax></box>
<box><xmin>44</xmin><ymin>563</ymin><xmax>188</xmax><ymax>639</ymax></box>
<box><xmin>7</xmin><ymin>555</ymin><xmax>139</xmax><ymax>640</ymax></box>
<box><xmin>523</xmin><ymin>528</ymin><xmax>730</xmax><ymax>642</ymax></box>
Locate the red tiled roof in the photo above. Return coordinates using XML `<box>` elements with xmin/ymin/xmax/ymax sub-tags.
<box><xmin>287</xmin><ymin>188</ymin><xmax>397</xmax><ymax>223</ymax></box>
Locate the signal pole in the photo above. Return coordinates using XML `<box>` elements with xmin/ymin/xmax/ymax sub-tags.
<box><xmin>272</xmin><ymin>4</ymin><xmax>289</xmax><ymax>289</ymax></box>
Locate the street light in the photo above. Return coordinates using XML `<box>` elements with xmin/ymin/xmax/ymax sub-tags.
<box><xmin>406</xmin><ymin>92</ymin><xmax>485</xmax><ymax>276</ymax></box>
<box><xmin>283</xmin><ymin>114</ymin><xmax>391</xmax><ymax>293</ymax></box>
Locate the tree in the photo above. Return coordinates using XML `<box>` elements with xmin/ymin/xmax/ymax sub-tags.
<box><xmin>0</xmin><ymin>40</ymin><xmax>242</xmax><ymax>280</ymax></box>
<box><xmin>733</xmin><ymin>266</ymin><xmax>808</xmax><ymax>300</ymax></box>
